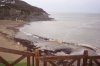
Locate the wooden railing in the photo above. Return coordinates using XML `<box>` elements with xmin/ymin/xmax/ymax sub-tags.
<box><xmin>87</xmin><ymin>56</ymin><xmax>100</xmax><ymax>66</ymax></box>
<box><xmin>0</xmin><ymin>47</ymin><xmax>35</xmax><ymax>66</ymax></box>
<box><xmin>35</xmin><ymin>50</ymin><xmax>100</xmax><ymax>66</ymax></box>
<box><xmin>0</xmin><ymin>47</ymin><xmax>100</xmax><ymax>66</ymax></box>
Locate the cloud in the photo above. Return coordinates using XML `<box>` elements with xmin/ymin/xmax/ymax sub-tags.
<box><xmin>23</xmin><ymin>0</ymin><xmax>100</xmax><ymax>13</ymax></box>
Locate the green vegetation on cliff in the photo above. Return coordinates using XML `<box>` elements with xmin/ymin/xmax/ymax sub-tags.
<box><xmin>0</xmin><ymin>0</ymin><xmax>51</xmax><ymax>21</ymax></box>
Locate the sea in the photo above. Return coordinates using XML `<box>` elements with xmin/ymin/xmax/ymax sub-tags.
<box><xmin>19</xmin><ymin>13</ymin><xmax>100</xmax><ymax>50</ymax></box>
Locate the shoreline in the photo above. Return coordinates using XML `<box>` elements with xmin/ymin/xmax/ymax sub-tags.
<box><xmin>15</xmin><ymin>30</ymin><xmax>98</xmax><ymax>56</ymax></box>
<box><xmin>0</xmin><ymin>20</ymin><xmax>99</xmax><ymax>61</ymax></box>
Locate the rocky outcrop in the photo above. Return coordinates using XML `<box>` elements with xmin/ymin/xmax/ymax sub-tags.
<box><xmin>0</xmin><ymin>0</ymin><xmax>52</xmax><ymax>21</ymax></box>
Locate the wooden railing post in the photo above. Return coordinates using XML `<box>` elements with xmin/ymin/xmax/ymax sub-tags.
<box><xmin>27</xmin><ymin>48</ymin><xmax>31</xmax><ymax>66</ymax></box>
<box><xmin>89</xmin><ymin>59</ymin><xmax>93</xmax><ymax>66</ymax></box>
<box><xmin>35</xmin><ymin>49</ymin><xmax>40</xmax><ymax>66</ymax></box>
<box><xmin>43</xmin><ymin>60</ymin><xmax>47</xmax><ymax>66</ymax></box>
<box><xmin>83</xmin><ymin>50</ymin><xmax>88</xmax><ymax>66</ymax></box>
<box><xmin>32</xmin><ymin>55</ymin><xmax>35</xmax><ymax>66</ymax></box>
<box><xmin>77</xmin><ymin>59</ymin><xmax>81</xmax><ymax>66</ymax></box>
<box><xmin>42</xmin><ymin>53</ymin><xmax>47</xmax><ymax>66</ymax></box>
<box><xmin>27</xmin><ymin>55</ymin><xmax>31</xmax><ymax>66</ymax></box>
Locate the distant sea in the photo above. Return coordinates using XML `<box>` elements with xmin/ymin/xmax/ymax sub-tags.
<box><xmin>20</xmin><ymin>13</ymin><xmax>100</xmax><ymax>49</ymax></box>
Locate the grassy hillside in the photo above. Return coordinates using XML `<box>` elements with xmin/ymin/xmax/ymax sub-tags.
<box><xmin>0</xmin><ymin>0</ymin><xmax>51</xmax><ymax>21</ymax></box>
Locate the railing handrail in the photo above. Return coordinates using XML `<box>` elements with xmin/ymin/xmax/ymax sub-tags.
<box><xmin>0</xmin><ymin>47</ymin><xmax>34</xmax><ymax>56</ymax></box>
<box><xmin>40</xmin><ymin>55</ymin><xmax>84</xmax><ymax>61</ymax></box>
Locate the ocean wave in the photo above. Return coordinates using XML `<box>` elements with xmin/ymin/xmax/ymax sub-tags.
<box><xmin>15</xmin><ymin>31</ymin><xmax>100</xmax><ymax>55</ymax></box>
<box><xmin>75</xmin><ymin>43</ymin><xmax>97</xmax><ymax>51</ymax></box>
<box><xmin>68</xmin><ymin>43</ymin><xmax>100</xmax><ymax>55</ymax></box>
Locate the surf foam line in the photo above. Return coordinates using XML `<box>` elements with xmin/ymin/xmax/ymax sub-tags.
<box><xmin>34</xmin><ymin>35</ymin><xmax>99</xmax><ymax>54</ymax></box>
<box><xmin>18</xmin><ymin>30</ymin><xmax>100</xmax><ymax>55</ymax></box>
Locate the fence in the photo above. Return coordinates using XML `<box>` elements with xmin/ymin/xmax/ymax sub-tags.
<box><xmin>0</xmin><ymin>47</ymin><xmax>100</xmax><ymax>66</ymax></box>
<box><xmin>35</xmin><ymin>50</ymin><xmax>100</xmax><ymax>66</ymax></box>
<box><xmin>0</xmin><ymin>47</ymin><xmax>35</xmax><ymax>66</ymax></box>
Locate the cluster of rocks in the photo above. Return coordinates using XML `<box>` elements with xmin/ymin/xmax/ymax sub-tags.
<box><xmin>14</xmin><ymin>32</ymin><xmax>74</xmax><ymax>56</ymax></box>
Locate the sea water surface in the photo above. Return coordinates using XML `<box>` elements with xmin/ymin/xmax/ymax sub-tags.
<box><xmin>19</xmin><ymin>13</ymin><xmax>100</xmax><ymax>49</ymax></box>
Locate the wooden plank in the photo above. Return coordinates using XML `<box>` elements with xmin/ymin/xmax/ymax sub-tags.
<box><xmin>83</xmin><ymin>50</ymin><xmax>88</xmax><ymax>66</ymax></box>
<box><xmin>88</xmin><ymin>56</ymin><xmax>100</xmax><ymax>59</ymax></box>
<box><xmin>32</xmin><ymin>55</ymin><xmax>34</xmax><ymax>66</ymax></box>
<box><xmin>11</xmin><ymin>55</ymin><xmax>26</xmax><ymax>66</ymax></box>
<box><xmin>67</xmin><ymin>59</ymin><xmax>76</xmax><ymax>66</ymax></box>
<box><xmin>77</xmin><ymin>59</ymin><xmax>81</xmax><ymax>66</ymax></box>
<box><xmin>0</xmin><ymin>47</ymin><xmax>34</xmax><ymax>56</ymax></box>
<box><xmin>0</xmin><ymin>56</ymin><xmax>9</xmax><ymax>65</ymax></box>
<box><xmin>89</xmin><ymin>59</ymin><xmax>93</xmax><ymax>66</ymax></box>
<box><xmin>40</xmin><ymin>55</ymin><xmax>84</xmax><ymax>61</ymax></box>
<box><xmin>27</xmin><ymin>55</ymin><xmax>31</xmax><ymax>66</ymax></box>
<box><xmin>62</xmin><ymin>60</ymin><xmax>67</xmax><ymax>66</ymax></box>
<box><xmin>35</xmin><ymin>49</ymin><xmax>40</xmax><ymax>66</ymax></box>
<box><xmin>48</xmin><ymin>61</ymin><xmax>57</xmax><ymax>66</ymax></box>
<box><xmin>43</xmin><ymin>61</ymin><xmax>47</xmax><ymax>66</ymax></box>
<box><xmin>93</xmin><ymin>59</ymin><xmax>100</xmax><ymax>66</ymax></box>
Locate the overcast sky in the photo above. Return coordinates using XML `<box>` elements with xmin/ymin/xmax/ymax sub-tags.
<box><xmin>23</xmin><ymin>0</ymin><xmax>100</xmax><ymax>13</ymax></box>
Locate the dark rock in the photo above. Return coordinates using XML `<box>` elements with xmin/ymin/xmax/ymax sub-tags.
<box><xmin>54</xmin><ymin>48</ymin><xmax>72</xmax><ymax>54</ymax></box>
<box><xmin>14</xmin><ymin>37</ymin><xmax>36</xmax><ymax>49</ymax></box>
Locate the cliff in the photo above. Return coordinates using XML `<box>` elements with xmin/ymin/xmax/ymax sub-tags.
<box><xmin>0</xmin><ymin>0</ymin><xmax>51</xmax><ymax>21</ymax></box>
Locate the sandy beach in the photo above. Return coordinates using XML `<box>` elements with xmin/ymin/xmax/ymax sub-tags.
<box><xmin>0</xmin><ymin>20</ymin><xmax>27</xmax><ymax>61</ymax></box>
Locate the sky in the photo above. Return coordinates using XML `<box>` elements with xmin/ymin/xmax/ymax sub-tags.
<box><xmin>23</xmin><ymin>0</ymin><xmax>100</xmax><ymax>13</ymax></box>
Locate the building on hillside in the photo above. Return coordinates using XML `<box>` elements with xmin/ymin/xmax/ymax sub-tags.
<box><xmin>0</xmin><ymin>0</ymin><xmax>15</xmax><ymax>4</ymax></box>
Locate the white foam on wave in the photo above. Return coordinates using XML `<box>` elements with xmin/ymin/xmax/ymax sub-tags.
<box><xmin>72</xmin><ymin>43</ymin><xmax>100</xmax><ymax>55</ymax></box>
<box><xmin>16</xmin><ymin>30</ymin><xmax>100</xmax><ymax>55</ymax></box>
<box><xmin>96</xmin><ymin>49</ymin><xmax>100</xmax><ymax>55</ymax></box>
<box><xmin>70</xmin><ymin>48</ymin><xmax>85</xmax><ymax>55</ymax></box>
<box><xmin>19</xmin><ymin>29</ymin><xmax>33</xmax><ymax>36</ymax></box>
<box><xmin>76</xmin><ymin>43</ymin><xmax>97</xmax><ymax>51</ymax></box>
<box><xmin>54</xmin><ymin>51</ymin><xmax>69</xmax><ymax>56</ymax></box>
